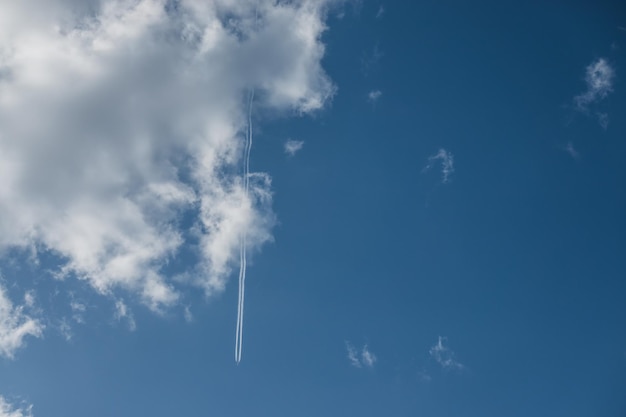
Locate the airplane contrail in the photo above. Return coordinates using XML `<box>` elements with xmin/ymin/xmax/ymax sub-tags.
<box><xmin>235</xmin><ymin>223</ymin><xmax>244</xmax><ymax>362</ymax></box>
<box><xmin>235</xmin><ymin>89</ymin><xmax>255</xmax><ymax>364</ymax></box>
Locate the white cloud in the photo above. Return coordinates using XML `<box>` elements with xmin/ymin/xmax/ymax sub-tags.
<box><xmin>0</xmin><ymin>1</ymin><xmax>336</xmax><ymax>315</ymax></box>
<box><xmin>429</xmin><ymin>336</ymin><xmax>464</xmax><ymax>371</ymax></box>
<box><xmin>574</xmin><ymin>58</ymin><xmax>615</xmax><ymax>127</ymax></box>
<box><xmin>58</xmin><ymin>319</ymin><xmax>73</xmax><ymax>342</ymax></box>
<box><xmin>69</xmin><ymin>300</ymin><xmax>87</xmax><ymax>324</ymax></box>
<box><xmin>597</xmin><ymin>112</ymin><xmax>609</xmax><ymax>130</ymax></box>
<box><xmin>183</xmin><ymin>305</ymin><xmax>193</xmax><ymax>323</ymax></box>
<box><xmin>361</xmin><ymin>344</ymin><xmax>377</xmax><ymax>367</ymax></box>
<box><xmin>0</xmin><ymin>285</ymin><xmax>43</xmax><ymax>359</ymax></box>
<box><xmin>423</xmin><ymin>149</ymin><xmax>455</xmax><ymax>183</ymax></box>
<box><xmin>284</xmin><ymin>139</ymin><xmax>305</xmax><ymax>157</ymax></box>
<box><xmin>346</xmin><ymin>341</ymin><xmax>361</xmax><ymax>368</ymax></box>
<box><xmin>345</xmin><ymin>341</ymin><xmax>376</xmax><ymax>368</ymax></box>
<box><xmin>417</xmin><ymin>370</ymin><xmax>432</xmax><ymax>383</ymax></box>
<box><xmin>367</xmin><ymin>90</ymin><xmax>382</xmax><ymax>103</ymax></box>
<box><xmin>0</xmin><ymin>396</ymin><xmax>33</xmax><ymax>417</ymax></box>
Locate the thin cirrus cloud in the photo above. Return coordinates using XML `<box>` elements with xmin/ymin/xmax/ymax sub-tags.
<box><xmin>0</xmin><ymin>0</ymin><xmax>336</xmax><ymax>344</ymax></box>
<box><xmin>345</xmin><ymin>341</ymin><xmax>377</xmax><ymax>368</ymax></box>
<box><xmin>423</xmin><ymin>149</ymin><xmax>455</xmax><ymax>184</ymax></box>
<box><xmin>573</xmin><ymin>58</ymin><xmax>616</xmax><ymax>128</ymax></box>
<box><xmin>0</xmin><ymin>396</ymin><xmax>32</xmax><ymax>417</ymax></box>
<box><xmin>284</xmin><ymin>139</ymin><xmax>305</xmax><ymax>157</ymax></box>
<box><xmin>429</xmin><ymin>336</ymin><xmax>465</xmax><ymax>371</ymax></box>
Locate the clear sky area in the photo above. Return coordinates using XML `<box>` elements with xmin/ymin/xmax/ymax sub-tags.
<box><xmin>0</xmin><ymin>1</ymin><xmax>625</xmax><ymax>416</ymax></box>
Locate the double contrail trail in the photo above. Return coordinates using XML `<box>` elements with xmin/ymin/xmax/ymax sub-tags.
<box><xmin>235</xmin><ymin>90</ymin><xmax>255</xmax><ymax>364</ymax></box>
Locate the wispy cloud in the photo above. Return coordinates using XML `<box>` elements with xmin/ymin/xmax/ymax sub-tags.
<box><xmin>284</xmin><ymin>139</ymin><xmax>305</xmax><ymax>157</ymax></box>
<box><xmin>574</xmin><ymin>58</ymin><xmax>615</xmax><ymax>128</ymax></box>
<box><xmin>423</xmin><ymin>149</ymin><xmax>455</xmax><ymax>183</ymax></box>
<box><xmin>361</xmin><ymin>43</ymin><xmax>383</xmax><ymax>76</ymax></box>
<box><xmin>0</xmin><ymin>284</ymin><xmax>43</xmax><ymax>359</ymax></box>
<box><xmin>361</xmin><ymin>344</ymin><xmax>377</xmax><ymax>367</ymax></box>
<box><xmin>114</xmin><ymin>300</ymin><xmax>136</xmax><ymax>332</ymax></box>
<box><xmin>565</xmin><ymin>141</ymin><xmax>580</xmax><ymax>160</ymax></box>
<box><xmin>69</xmin><ymin>300</ymin><xmax>86</xmax><ymax>324</ymax></box>
<box><xmin>58</xmin><ymin>319</ymin><xmax>72</xmax><ymax>342</ymax></box>
<box><xmin>346</xmin><ymin>342</ymin><xmax>362</xmax><ymax>367</ymax></box>
<box><xmin>345</xmin><ymin>341</ymin><xmax>377</xmax><ymax>368</ymax></box>
<box><xmin>0</xmin><ymin>396</ymin><xmax>33</xmax><ymax>417</ymax></box>
<box><xmin>575</xmin><ymin>58</ymin><xmax>615</xmax><ymax>109</ymax></box>
<box><xmin>417</xmin><ymin>370</ymin><xmax>432</xmax><ymax>383</ymax></box>
<box><xmin>429</xmin><ymin>336</ymin><xmax>464</xmax><ymax>371</ymax></box>
<box><xmin>368</xmin><ymin>90</ymin><xmax>382</xmax><ymax>103</ymax></box>
<box><xmin>597</xmin><ymin>112</ymin><xmax>609</xmax><ymax>130</ymax></box>
<box><xmin>376</xmin><ymin>5</ymin><xmax>385</xmax><ymax>19</ymax></box>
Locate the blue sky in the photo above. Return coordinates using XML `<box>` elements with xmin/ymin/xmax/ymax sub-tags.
<box><xmin>0</xmin><ymin>1</ymin><xmax>625</xmax><ymax>416</ymax></box>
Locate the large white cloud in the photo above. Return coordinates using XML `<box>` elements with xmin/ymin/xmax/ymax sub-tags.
<box><xmin>0</xmin><ymin>0</ymin><xmax>336</xmax><ymax>313</ymax></box>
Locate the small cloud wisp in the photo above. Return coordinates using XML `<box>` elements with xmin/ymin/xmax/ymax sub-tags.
<box><xmin>565</xmin><ymin>141</ymin><xmax>580</xmax><ymax>159</ymax></box>
<box><xmin>368</xmin><ymin>90</ymin><xmax>382</xmax><ymax>103</ymax></box>
<box><xmin>0</xmin><ymin>284</ymin><xmax>43</xmax><ymax>359</ymax></box>
<box><xmin>424</xmin><ymin>149</ymin><xmax>455</xmax><ymax>184</ymax></box>
<box><xmin>574</xmin><ymin>58</ymin><xmax>615</xmax><ymax>128</ymax></box>
<box><xmin>376</xmin><ymin>5</ymin><xmax>385</xmax><ymax>19</ymax></box>
<box><xmin>284</xmin><ymin>139</ymin><xmax>305</xmax><ymax>157</ymax></box>
<box><xmin>345</xmin><ymin>341</ymin><xmax>377</xmax><ymax>368</ymax></box>
<box><xmin>429</xmin><ymin>336</ymin><xmax>464</xmax><ymax>371</ymax></box>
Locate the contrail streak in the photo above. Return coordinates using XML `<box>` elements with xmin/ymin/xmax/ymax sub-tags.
<box><xmin>235</xmin><ymin>89</ymin><xmax>254</xmax><ymax>364</ymax></box>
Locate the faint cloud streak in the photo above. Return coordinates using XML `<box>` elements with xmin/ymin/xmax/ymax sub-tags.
<box><xmin>565</xmin><ymin>141</ymin><xmax>580</xmax><ymax>160</ymax></box>
<box><xmin>418</xmin><ymin>370</ymin><xmax>432</xmax><ymax>383</ymax></box>
<box><xmin>183</xmin><ymin>306</ymin><xmax>193</xmax><ymax>323</ymax></box>
<box><xmin>376</xmin><ymin>6</ymin><xmax>385</xmax><ymax>19</ymax></box>
<box><xmin>361</xmin><ymin>43</ymin><xmax>383</xmax><ymax>76</ymax></box>
<box><xmin>114</xmin><ymin>300</ymin><xmax>136</xmax><ymax>332</ymax></box>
